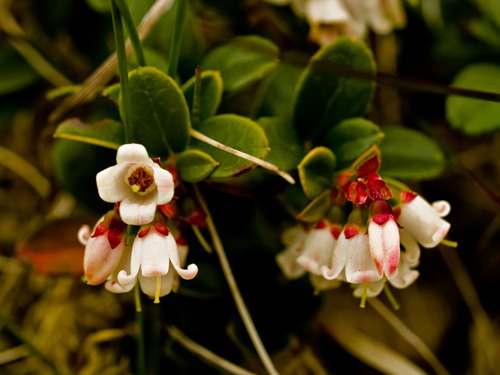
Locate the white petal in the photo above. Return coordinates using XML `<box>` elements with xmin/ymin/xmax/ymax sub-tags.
<box><xmin>345</xmin><ymin>233</ymin><xmax>381</xmax><ymax>284</ymax></box>
<box><xmin>116</xmin><ymin>144</ymin><xmax>151</xmax><ymax>164</ymax></box>
<box><xmin>389</xmin><ymin>255</ymin><xmax>419</xmax><ymax>289</ymax></box>
<box><xmin>399</xmin><ymin>229</ymin><xmax>420</xmax><ymax>267</ymax></box>
<box><xmin>362</xmin><ymin>0</ymin><xmax>393</xmax><ymax>34</ymax></box>
<box><xmin>309</xmin><ymin>274</ymin><xmax>341</xmax><ymax>291</ymax></box>
<box><xmin>297</xmin><ymin>227</ymin><xmax>336</xmax><ymax>275</ymax></box>
<box><xmin>84</xmin><ymin>236</ymin><xmax>124</xmax><ymax>285</ymax></box>
<box><xmin>165</xmin><ymin>234</ymin><xmax>198</xmax><ymax>280</ymax></box>
<box><xmin>96</xmin><ymin>164</ymin><xmax>130</xmax><ymax>203</ymax></box>
<box><xmin>105</xmin><ymin>278</ymin><xmax>136</xmax><ymax>293</ymax></box>
<box><xmin>139</xmin><ymin>231</ymin><xmax>170</xmax><ymax>277</ymax></box>
<box><xmin>322</xmin><ymin>231</ymin><xmax>350</xmax><ymax>280</ymax></box>
<box><xmin>119</xmin><ymin>193</ymin><xmax>157</xmax><ymax>225</ymax></box>
<box><xmin>305</xmin><ymin>0</ymin><xmax>350</xmax><ymax>23</ymax></box>
<box><xmin>139</xmin><ymin>271</ymin><xmax>175</xmax><ymax>298</ymax></box>
<box><xmin>153</xmin><ymin>165</ymin><xmax>174</xmax><ymax>205</ymax></box>
<box><xmin>276</xmin><ymin>226</ymin><xmax>308</xmax><ymax>279</ymax></box>
<box><xmin>352</xmin><ymin>280</ymin><xmax>385</xmax><ymax>298</ymax></box>
<box><xmin>117</xmin><ymin>241</ymin><xmax>140</xmax><ymax>285</ymax></box>
<box><xmin>78</xmin><ymin>225</ymin><xmax>91</xmax><ymax>246</ymax></box>
<box><xmin>382</xmin><ymin>218</ymin><xmax>400</xmax><ymax>279</ymax></box>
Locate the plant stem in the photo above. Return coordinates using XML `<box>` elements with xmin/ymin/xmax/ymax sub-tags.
<box><xmin>114</xmin><ymin>0</ymin><xmax>146</xmax><ymax>66</ymax></box>
<box><xmin>167</xmin><ymin>0</ymin><xmax>187</xmax><ymax>78</ymax></box>
<box><xmin>368</xmin><ymin>298</ymin><xmax>449</xmax><ymax>375</ymax></box>
<box><xmin>193</xmin><ymin>184</ymin><xmax>280</xmax><ymax>375</ymax></box>
<box><xmin>167</xmin><ymin>325</ymin><xmax>258</xmax><ymax>375</ymax></box>
<box><xmin>134</xmin><ymin>285</ymin><xmax>146</xmax><ymax>375</ymax></box>
<box><xmin>111</xmin><ymin>0</ymin><xmax>133</xmax><ymax>143</ymax></box>
<box><xmin>190</xmin><ymin>129</ymin><xmax>295</xmax><ymax>184</ymax></box>
<box><xmin>0</xmin><ymin>309</ymin><xmax>60</xmax><ymax>375</ymax></box>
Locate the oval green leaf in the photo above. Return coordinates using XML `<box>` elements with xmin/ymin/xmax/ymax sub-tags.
<box><xmin>189</xmin><ymin>114</ymin><xmax>269</xmax><ymax>180</ymax></box>
<box><xmin>298</xmin><ymin>146</ymin><xmax>337</xmax><ymax>199</ymax></box>
<box><xmin>379</xmin><ymin>126</ymin><xmax>446</xmax><ymax>180</ymax></box>
<box><xmin>324</xmin><ymin>118</ymin><xmax>382</xmax><ymax>168</ymax></box>
<box><xmin>126</xmin><ymin>66</ymin><xmax>191</xmax><ymax>157</ymax></box>
<box><xmin>292</xmin><ymin>37</ymin><xmax>376</xmax><ymax>141</ymax></box>
<box><xmin>177</xmin><ymin>149</ymin><xmax>219</xmax><ymax>183</ymax></box>
<box><xmin>181</xmin><ymin>70</ymin><xmax>223</xmax><ymax>122</ymax></box>
<box><xmin>256</xmin><ymin>117</ymin><xmax>305</xmax><ymax>172</ymax></box>
<box><xmin>54</xmin><ymin>118</ymin><xmax>125</xmax><ymax>149</ymax></box>
<box><xmin>446</xmin><ymin>63</ymin><xmax>500</xmax><ymax>135</ymax></box>
<box><xmin>201</xmin><ymin>35</ymin><xmax>279</xmax><ymax>95</ymax></box>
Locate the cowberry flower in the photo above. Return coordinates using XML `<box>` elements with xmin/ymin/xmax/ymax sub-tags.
<box><xmin>78</xmin><ymin>210</ymin><xmax>127</xmax><ymax>285</ymax></box>
<box><xmin>368</xmin><ymin>199</ymin><xmax>400</xmax><ymax>279</ymax></box>
<box><xmin>112</xmin><ymin>217</ymin><xmax>198</xmax><ymax>302</ymax></box>
<box><xmin>96</xmin><ymin>144</ymin><xmax>174</xmax><ymax>226</ymax></box>
<box><xmin>396</xmin><ymin>191</ymin><xmax>451</xmax><ymax>248</ymax></box>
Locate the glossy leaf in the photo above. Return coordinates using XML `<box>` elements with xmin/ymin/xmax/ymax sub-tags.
<box><xmin>324</xmin><ymin>118</ymin><xmax>382</xmax><ymax>168</ymax></box>
<box><xmin>292</xmin><ymin>37</ymin><xmax>375</xmax><ymax>140</ymax></box>
<box><xmin>379</xmin><ymin>126</ymin><xmax>446</xmax><ymax>180</ymax></box>
<box><xmin>126</xmin><ymin>66</ymin><xmax>191</xmax><ymax>156</ymax></box>
<box><xmin>252</xmin><ymin>59</ymin><xmax>304</xmax><ymax>118</ymax></box>
<box><xmin>298</xmin><ymin>147</ymin><xmax>337</xmax><ymax>199</ymax></box>
<box><xmin>201</xmin><ymin>35</ymin><xmax>279</xmax><ymax>95</ymax></box>
<box><xmin>296</xmin><ymin>189</ymin><xmax>331</xmax><ymax>222</ymax></box>
<box><xmin>189</xmin><ymin>114</ymin><xmax>269</xmax><ymax>180</ymax></box>
<box><xmin>54</xmin><ymin>118</ymin><xmax>124</xmax><ymax>149</ymax></box>
<box><xmin>177</xmin><ymin>149</ymin><xmax>219</xmax><ymax>183</ymax></box>
<box><xmin>0</xmin><ymin>47</ymin><xmax>40</xmax><ymax>95</ymax></box>
<box><xmin>256</xmin><ymin>117</ymin><xmax>304</xmax><ymax>172</ymax></box>
<box><xmin>446</xmin><ymin>63</ymin><xmax>500</xmax><ymax>135</ymax></box>
<box><xmin>182</xmin><ymin>70</ymin><xmax>223</xmax><ymax>122</ymax></box>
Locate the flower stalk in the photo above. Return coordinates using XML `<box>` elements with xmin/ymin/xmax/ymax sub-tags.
<box><xmin>167</xmin><ymin>0</ymin><xmax>188</xmax><ymax>78</ymax></box>
<box><xmin>193</xmin><ymin>184</ymin><xmax>280</xmax><ymax>375</ymax></box>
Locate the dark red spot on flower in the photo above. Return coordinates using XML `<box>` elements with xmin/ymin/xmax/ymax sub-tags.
<box><xmin>153</xmin><ymin>223</ymin><xmax>169</xmax><ymax>236</ymax></box>
<box><xmin>107</xmin><ymin>228</ymin><xmax>123</xmax><ymax>249</ymax></box>
<box><xmin>357</xmin><ymin>156</ymin><xmax>380</xmax><ymax>177</ymax></box>
<box><xmin>138</xmin><ymin>227</ymin><xmax>151</xmax><ymax>238</ymax></box>
<box><xmin>401</xmin><ymin>190</ymin><xmax>418</xmax><ymax>203</ymax></box>
<box><xmin>344</xmin><ymin>224</ymin><xmax>360</xmax><ymax>239</ymax></box>
<box><xmin>91</xmin><ymin>223</ymin><xmax>106</xmax><ymax>238</ymax></box>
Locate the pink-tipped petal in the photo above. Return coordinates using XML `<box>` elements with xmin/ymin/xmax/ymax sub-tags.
<box><xmin>116</xmin><ymin>144</ymin><xmax>151</xmax><ymax>164</ymax></box>
<box><xmin>389</xmin><ymin>255</ymin><xmax>419</xmax><ymax>289</ymax></box>
<box><xmin>368</xmin><ymin>220</ymin><xmax>385</xmax><ymax>277</ymax></box>
<box><xmin>96</xmin><ymin>164</ymin><xmax>130</xmax><ymax>203</ymax></box>
<box><xmin>105</xmin><ymin>278</ymin><xmax>136</xmax><ymax>293</ymax></box>
<box><xmin>432</xmin><ymin>200</ymin><xmax>451</xmax><ymax>217</ymax></box>
<box><xmin>138</xmin><ymin>270</ymin><xmax>175</xmax><ymax>298</ymax></box>
<box><xmin>153</xmin><ymin>165</ymin><xmax>174</xmax><ymax>205</ymax></box>
<box><xmin>84</xmin><ymin>237</ymin><xmax>124</xmax><ymax>285</ymax></box>
<box><xmin>383</xmin><ymin>218</ymin><xmax>400</xmax><ymax>279</ymax></box>
<box><xmin>119</xmin><ymin>193</ymin><xmax>157</xmax><ymax>225</ymax></box>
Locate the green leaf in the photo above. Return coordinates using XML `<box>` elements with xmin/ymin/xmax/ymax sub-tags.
<box><xmin>379</xmin><ymin>126</ymin><xmax>446</xmax><ymax>180</ymax></box>
<box><xmin>177</xmin><ymin>149</ymin><xmax>219</xmax><ymax>183</ymax></box>
<box><xmin>181</xmin><ymin>70</ymin><xmax>223</xmax><ymax>122</ymax></box>
<box><xmin>54</xmin><ymin>118</ymin><xmax>125</xmax><ymax>149</ymax></box>
<box><xmin>102</xmin><ymin>83</ymin><xmax>120</xmax><ymax>105</ymax></box>
<box><xmin>296</xmin><ymin>189</ymin><xmax>331</xmax><ymax>222</ymax></box>
<box><xmin>474</xmin><ymin>0</ymin><xmax>500</xmax><ymax>32</ymax></box>
<box><xmin>126</xmin><ymin>66</ymin><xmax>191</xmax><ymax>157</ymax></box>
<box><xmin>292</xmin><ymin>37</ymin><xmax>375</xmax><ymax>141</ymax></box>
<box><xmin>189</xmin><ymin>114</ymin><xmax>269</xmax><ymax>180</ymax></box>
<box><xmin>324</xmin><ymin>118</ymin><xmax>382</xmax><ymax>168</ymax></box>
<box><xmin>201</xmin><ymin>35</ymin><xmax>279</xmax><ymax>95</ymax></box>
<box><xmin>0</xmin><ymin>47</ymin><xmax>40</xmax><ymax>95</ymax></box>
<box><xmin>446</xmin><ymin>63</ymin><xmax>500</xmax><ymax>135</ymax></box>
<box><xmin>256</xmin><ymin>117</ymin><xmax>304</xmax><ymax>172</ymax></box>
<box><xmin>252</xmin><ymin>59</ymin><xmax>304</xmax><ymax>118</ymax></box>
<box><xmin>298</xmin><ymin>146</ymin><xmax>337</xmax><ymax>199</ymax></box>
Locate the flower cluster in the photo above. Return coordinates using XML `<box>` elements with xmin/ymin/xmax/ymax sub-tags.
<box><xmin>265</xmin><ymin>0</ymin><xmax>406</xmax><ymax>45</ymax></box>
<box><xmin>78</xmin><ymin>144</ymin><xmax>198</xmax><ymax>302</ymax></box>
<box><xmin>276</xmin><ymin>155</ymin><xmax>452</xmax><ymax>302</ymax></box>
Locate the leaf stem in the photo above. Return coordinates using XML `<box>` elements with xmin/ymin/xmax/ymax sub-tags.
<box><xmin>193</xmin><ymin>184</ymin><xmax>280</xmax><ymax>375</ymax></box>
<box><xmin>368</xmin><ymin>298</ymin><xmax>449</xmax><ymax>375</ymax></box>
<box><xmin>190</xmin><ymin>129</ymin><xmax>295</xmax><ymax>184</ymax></box>
<box><xmin>111</xmin><ymin>0</ymin><xmax>133</xmax><ymax>143</ymax></box>
<box><xmin>0</xmin><ymin>309</ymin><xmax>60</xmax><ymax>375</ymax></box>
<box><xmin>114</xmin><ymin>0</ymin><xmax>146</xmax><ymax>66</ymax></box>
<box><xmin>167</xmin><ymin>325</ymin><xmax>259</xmax><ymax>375</ymax></box>
<box><xmin>167</xmin><ymin>0</ymin><xmax>187</xmax><ymax>78</ymax></box>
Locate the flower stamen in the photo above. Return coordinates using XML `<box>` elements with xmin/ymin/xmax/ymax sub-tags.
<box><xmin>441</xmin><ymin>239</ymin><xmax>458</xmax><ymax>248</ymax></box>
<box><xmin>154</xmin><ymin>275</ymin><xmax>161</xmax><ymax>304</ymax></box>
<box><xmin>383</xmin><ymin>283</ymin><xmax>400</xmax><ymax>311</ymax></box>
<box><xmin>127</xmin><ymin>166</ymin><xmax>155</xmax><ymax>194</ymax></box>
<box><xmin>360</xmin><ymin>283</ymin><xmax>369</xmax><ymax>308</ymax></box>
